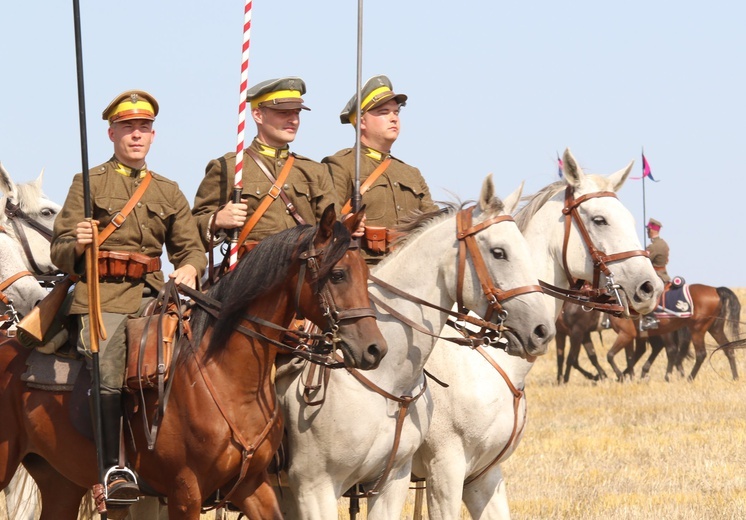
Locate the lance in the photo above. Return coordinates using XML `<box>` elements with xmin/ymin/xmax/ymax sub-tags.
<box><xmin>641</xmin><ymin>147</ymin><xmax>648</xmax><ymax>247</ymax></box>
<box><xmin>72</xmin><ymin>0</ymin><xmax>108</xmax><ymax>513</ymax></box>
<box><xmin>352</xmin><ymin>0</ymin><xmax>364</xmax><ymax>214</ymax></box>
<box><xmin>228</xmin><ymin>0</ymin><xmax>253</xmax><ymax>270</ymax></box>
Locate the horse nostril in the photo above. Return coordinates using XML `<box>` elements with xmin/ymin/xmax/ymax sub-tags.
<box><xmin>534</xmin><ymin>324</ymin><xmax>550</xmax><ymax>341</ymax></box>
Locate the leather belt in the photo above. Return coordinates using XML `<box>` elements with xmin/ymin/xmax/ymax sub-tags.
<box><xmin>98</xmin><ymin>250</ymin><xmax>161</xmax><ymax>280</ymax></box>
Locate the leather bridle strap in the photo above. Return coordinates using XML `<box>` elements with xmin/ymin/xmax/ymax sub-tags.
<box><xmin>4</xmin><ymin>200</ymin><xmax>55</xmax><ymax>275</ymax></box>
<box><xmin>463</xmin><ymin>345</ymin><xmax>526</xmax><ymax>486</ymax></box>
<box><xmin>456</xmin><ymin>207</ymin><xmax>543</xmax><ymax>321</ymax></box>
<box><xmin>338</xmin><ymin>351</ymin><xmax>428</xmax><ymax>499</ymax></box>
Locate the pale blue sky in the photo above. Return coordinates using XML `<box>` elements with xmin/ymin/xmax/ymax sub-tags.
<box><xmin>2</xmin><ymin>1</ymin><xmax>743</xmax><ymax>286</ymax></box>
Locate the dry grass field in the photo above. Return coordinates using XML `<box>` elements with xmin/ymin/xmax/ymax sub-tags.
<box><xmin>4</xmin><ymin>290</ymin><xmax>746</xmax><ymax>520</ymax></box>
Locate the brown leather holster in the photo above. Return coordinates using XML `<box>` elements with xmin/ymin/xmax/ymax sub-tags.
<box><xmin>124</xmin><ymin>304</ymin><xmax>181</xmax><ymax>391</ymax></box>
<box><xmin>364</xmin><ymin>226</ymin><xmax>401</xmax><ymax>255</ymax></box>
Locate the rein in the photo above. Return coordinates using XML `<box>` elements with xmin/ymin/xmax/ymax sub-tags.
<box><xmin>538</xmin><ymin>187</ymin><xmax>650</xmax><ymax>315</ymax></box>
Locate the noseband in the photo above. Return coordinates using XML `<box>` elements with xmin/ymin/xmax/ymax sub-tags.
<box><xmin>539</xmin><ymin>187</ymin><xmax>650</xmax><ymax>314</ymax></box>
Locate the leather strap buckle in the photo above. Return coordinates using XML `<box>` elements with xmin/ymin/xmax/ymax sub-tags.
<box><xmin>110</xmin><ymin>212</ymin><xmax>126</xmax><ymax>228</ymax></box>
<box><xmin>268</xmin><ymin>185</ymin><xmax>282</xmax><ymax>199</ymax></box>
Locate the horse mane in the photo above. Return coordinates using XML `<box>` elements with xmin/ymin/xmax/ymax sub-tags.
<box><xmin>190</xmin><ymin>221</ymin><xmax>352</xmax><ymax>358</ymax></box>
<box><xmin>513</xmin><ymin>181</ymin><xmax>565</xmax><ymax>232</ymax></box>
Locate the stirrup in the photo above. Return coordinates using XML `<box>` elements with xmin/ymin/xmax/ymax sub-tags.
<box><xmin>104</xmin><ymin>466</ymin><xmax>141</xmax><ymax>505</ymax></box>
<box><xmin>639</xmin><ymin>317</ymin><xmax>659</xmax><ymax>331</ymax></box>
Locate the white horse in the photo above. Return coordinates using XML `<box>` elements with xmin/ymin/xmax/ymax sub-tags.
<box><xmin>0</xmin><ymin>162</ymin><xmax>60</xmax><ymax>520</ymax></box>
<box><xmin>275</xmin><ymin>175</ymin><xmax>556</xmax><ymax>519</ymax></box>
<box><xmin>411</xmin><ymin>149</ymin><xmax>664</xmax><ymax>519</ymax></box>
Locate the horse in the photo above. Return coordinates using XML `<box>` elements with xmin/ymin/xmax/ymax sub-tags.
<box><xmin>275</xmin><ymin>175</ymin><xmax>555</xmax><ymax>519</ymax></box>
<box><xmin>0</xmin><ymin>205</ymin><xmax>387</xmax><ymax>520</ymax></box>
<box><xmin>555</xmin><ymin>302</ymin><xmax>607</xmax><ymax>384</ymax></box>
<box><xmin>0</xmin><ymin>162</ymin><xmax>61</xmax><ymax>520</ymax></box>
<box><xmin>606</xmin><ymin>285</ymin><xmax>741</xmax><ymax>381</ymax></box>
<box><xmin>410</xmin><ymin>148</ymin><xmax>663</xmax><ymax>519</ymax></box>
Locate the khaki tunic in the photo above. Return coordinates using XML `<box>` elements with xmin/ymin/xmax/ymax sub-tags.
<box><xmin>324</xmin><ymin>147</ymin><xmax>438</xmax><ymax>227</ymax></box>
<box><xmin>51</xmin><ymin>158</ymin><xmax>207</xmax><ymax>315</ymax></box>
<box><xmin>192</xmin><ymin>139</ymin><xmax>337</xmax><ymax>250</ymax></box>
<box><xmin>646</xmin><ymin>236</ymin><xmax>670</xmax><ymax>283</ymax></box>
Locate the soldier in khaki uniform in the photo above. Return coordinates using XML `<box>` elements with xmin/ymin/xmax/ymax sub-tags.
<box><xmin>192</xmin><ymin>77</ymin><xmax>337</xmax><ymax>254</ymax></box>
<box><xmin>640</xmin><ymin>218</ymin><xmax>670</xmax><ymax>330</ymax></box>
<box><xmin>324</xmin><ymin>74</ymin><xmax>438</xmax><ymax>263</ymax></box>
<box><xmin>51</xmin><ymin>90</ymin><xmax>206</xmax><ymax>499</ymax></box>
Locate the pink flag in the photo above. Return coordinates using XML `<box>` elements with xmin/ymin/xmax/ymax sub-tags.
<box><xmin>557</xmin><ymin>153</ymin><xmax>563</xmax><ymax>178</ymax></box>
<box><xmin>632</xmin><ymin>151</ymin><xmax>659</xmax><ymax>181</ymax></box>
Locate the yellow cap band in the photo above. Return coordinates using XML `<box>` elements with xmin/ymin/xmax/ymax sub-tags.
<box><xmin>348</xmin><ymin>86</ymin><xmax>394</xmax><ymax>125</ymax></box>
<box><xmin>108</xmin><ymin>100</ymin><xmax>155</xmax><ymax>122</ymax></box>
<box><xmin>251</xmin><ymin>89</ymin><xmax>302</xmax><ymax>109</ymax></box>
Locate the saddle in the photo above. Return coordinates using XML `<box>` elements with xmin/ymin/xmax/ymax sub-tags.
<box><xmin>655</xmin><ymin>276</ymin><xmax>693</xmax><ymax>318</ymax></box>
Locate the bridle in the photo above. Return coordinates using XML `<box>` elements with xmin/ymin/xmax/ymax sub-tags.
<box><xmin>538</xmin><ymin>186</ymin><xmax>650</xmax><ymax>316</ymax></box>
<box><xmin>4</xmin><ymin>198</ymin><xmax>60</xmax><ymax>282</ymax></box>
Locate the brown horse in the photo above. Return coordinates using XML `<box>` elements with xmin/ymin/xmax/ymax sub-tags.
<box><xmin>0</xmin><ymin>206</ymin><xmax>387</xmax><ymax>519</ymax></box>
<box><xmin>606</xmin><ymin>285</ymin><xmax>741</xmax><ymax>381</ymax></box>
<box><xmin>555</xmin><ymin>302</ymin><xmax>607</xmax><ymax>384</ymax></box>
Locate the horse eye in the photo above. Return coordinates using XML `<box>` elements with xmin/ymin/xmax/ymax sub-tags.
<box><xmin>330</xmin><ymin>269</ymin><xmax>346</xmax><ymax>283</ymax></box>
<box><xmin>592</xmin><ymin>216</ymin><xmax>608</xmax><ymax>226</ymax></box>
<box><xmin>41</xmin><ymin>208</ymin><xmax>56</xmax><ymax>218</ymax></box>
<box><xmin>491</xmin><ymin>248</ymin><xmax>507</xmax><ymax>260</ymax></box>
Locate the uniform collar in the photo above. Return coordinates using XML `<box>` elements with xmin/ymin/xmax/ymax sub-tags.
<box><xmin>363</xmin><ymin>146</ymin><xmax>391</xmax><ymax>161</ymax></box>
<box><xmin>253</xmin><ymin>140</ymin><xmax>290</xmax><ymax>159</ymax></box>
<box><xmin>113</xmin><ymin>159</ymin><xmax>148</xmax><ymax>178</ymax></box>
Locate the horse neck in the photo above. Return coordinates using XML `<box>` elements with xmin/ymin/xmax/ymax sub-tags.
<box><xmin>523</xmin><ymin>197</ymin><xmax>575</xmax><ymax>320</ymax></box>
<box><xmin>369</xmin><ymin>219</ymin><xmax>457</xmax><ymax>391</ymax></box>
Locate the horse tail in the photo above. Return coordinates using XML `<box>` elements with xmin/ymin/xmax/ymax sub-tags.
<box><xmin>716</xmin><ymin>286</ymin><xmax>741</xmax><ymax>342</ymax></box>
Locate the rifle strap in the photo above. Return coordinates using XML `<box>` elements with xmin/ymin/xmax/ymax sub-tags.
<box><xmin>341</xmin><ymin>156</ymin><xmax>392</xmax><ymax>214</ymax></box>
<box><xmin>246</xmin><ymin>149</ymin><xmax>305</xmax><ymax>225</ymax></box>
<box><xmin>235</xmin><ymin>154</ymin><xmax>296</xmax><ymax>246</ymax></box>
<box><xmin>97</xmin><ymin>171</ymin><xmax>153</xmax><ymax>245</ymax></box>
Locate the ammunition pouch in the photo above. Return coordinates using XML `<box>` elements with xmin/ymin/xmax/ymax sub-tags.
<box><xmin>98</xmin><ymin>251</ymin><xmax>161</xmax><ymax>281</ymax></box>
<box><xmin>363</xmin><ymin>226</ymin><xmax>401</xmax><ymax>255</ymax></box>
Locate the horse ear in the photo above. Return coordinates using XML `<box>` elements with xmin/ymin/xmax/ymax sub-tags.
<box><xmin>0</xmin><ymin>162</ymin><xmax>16</xmax><ymax>195</ymax></box>
<box><xmin>478</xmin><ymin>173</ymin><xmax>498</xmax><ymax>212</ymax></box>
<box><xmin>503</xmin><ymin>181</ymin><xmax>524</xmax><ymax>215</ymax></box>
<box><xmin>607</xmin><ymin>160</ymin><xmax>634</xmax><ymax>192</ymax></box>
<box><xmin>32</xmin><ymin>167</ymin><xmax>45</xmax><ymax>191</ymax></box>
<box><xmin>314</xmin><ymin>204</ymin><xmax>337</xmax><ymax>245</ymax></box>
<box><xmin>343</xmin><ymin>204</ymin><xmax>366</xmax><ymax>235</ymax></box>
<box><xmin>561</xmin><ymin>148</ymin><xmax>584</xmax><ymax>189</ymax></box>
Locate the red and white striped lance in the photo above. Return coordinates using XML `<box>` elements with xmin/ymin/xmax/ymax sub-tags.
<box><xmin>229</xmin><ymin>0</ymin><xmax>253</xmax><ymax>268</ymax></box>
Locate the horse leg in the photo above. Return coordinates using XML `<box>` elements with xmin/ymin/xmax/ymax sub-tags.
<box><xmin>641</xmin><ymin>339</ymin><xmax>665</xmax><ymax>379</ymax></box>
<box><xmin>622</xmin><ymin>339</ymin><xmax>638</xmax><ymax>379</ymax></box>
<box><xmin>462</xmin><ymin>466</ymin><xmax>511</xmax><ymax>520</ymax></box>
<box><xmin>708</xmin><ymin>322</ymin><xmax>740</xmax><ymax>381</ymax></box>
<box><xmin>21</xmin><ymin>453</ymin><xmax>86</xmax><ymax>520</ymax></box>
<box><xmin>606</xmin><ymin>337</ymin><xmax>628</xmax><ymax>382</ymax></box>
<box><xmin>4</xmin><ymin>467</ymin><xmax>39</xmax><ymax>520</ymax></box>
<box><xmin>565</xmin><ymin>331</ymin><xmax>594</xmax><ymax>382</ymax></box>
<box><xmin>418</xmin><ymin>453</ymin><xmax>467</xmax><ymax>520</ymax></box>
<box><xmin>284</xmin><ymin>472</ymin><xmax>340</xmax><ymax>520</ymax></box>
<box><xmin>688</xmin><ymin>331</ymin><xmax>709</xmax><ymax>381</ymax></box>
<box><xmin>657</xmin><ymin>334</ymin><xmax>678</xmax><ymax>382</ymax></box>
<box><xmin>367</xmin><ymin>468</ymin><xmax>415</xmax><ymax>520</ymax></box>
<box><xmin>584</xmin><ymin>332</ymin><xmax>608</xmax><ymax>380</ymax></box>
<box><xmin>232</xmin><ymin>474</ymin><xmax>283</xmax><ymax>520</ymax></box>
<box><xmin>555</xmin><ymin>331</ymin><xmax>566</xmax><ymax>384</ymax></box>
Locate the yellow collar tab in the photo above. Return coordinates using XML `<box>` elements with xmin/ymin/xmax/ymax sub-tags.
<box><xmin>115</xmin><ymin>162</ymin><xmax>148</xmax><ymax>178</ymax></box>
<box><xmin>363</xmin><ymin>147</ymin><xmax>389</xmax><ymax>161</ymax></box>
<box><xmin>256</xmin><ymin>143</ymin><xmax>290</xmax><ymax>159</ymax></box>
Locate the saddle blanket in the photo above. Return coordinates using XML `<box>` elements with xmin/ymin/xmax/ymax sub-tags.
<box><xmin>654</xmin><ymin>283</ymin><xmax>693</xmax><ymax>319</ymax></box>
<box><xmin>21</xmin><ymin>349</ymin><xmax>83</xmax><ymax>392</ymax></box>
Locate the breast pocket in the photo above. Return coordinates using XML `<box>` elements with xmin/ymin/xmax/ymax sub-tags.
<box><xmin>396</xmin><ymin>179</ymin><xmax>427</xmax><ymax>214</ymax></box>
<box><xmin>93</xmin><ymin>196</ymin><xmax>129</xmax><ymax>246</ymax></box>
<box><xmin>361</xmin><ymin>179</ymin><xmax>391</xmax><ymax>221</ymax></box>
<box><xmin>145</xmin><ymin>201</ymin><xmax>178</xmax><ymax>242</ymax></box>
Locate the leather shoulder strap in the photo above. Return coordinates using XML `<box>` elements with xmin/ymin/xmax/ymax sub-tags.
<box><xmin>97</xmin><ymin>171</ymin><xmax>153</xmax><ymax>245</ymax></box>
<box><xmin>247</xmin><ymin>149</ymin><xmax>306</xmax><ymax>225</ymax></box>
<box><xmin>236</xmin><ymin>155</ymin><xmax>296</xmax><ymax>246</ymax></box>
<box><xmin>341</xmin><ymin>156</ymin><xmax>392</xmax><ymax>214</ymax></box>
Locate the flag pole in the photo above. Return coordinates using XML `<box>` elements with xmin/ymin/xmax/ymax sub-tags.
<box><xmin>641</xmin><ymin>147</ymin><xmax>648</xmax><ymax>247</ymax></box>
<box><xmin>71</xmin><ymin>0</ymin><xmax>107</xmax><ymax>515</ymax></box>
<box><xmin>229</xmin><ymin>0</ymin><xmax>253</xmax><ymax>270</ymax></box>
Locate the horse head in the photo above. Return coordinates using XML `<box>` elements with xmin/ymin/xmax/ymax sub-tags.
<box><xmin>0</xmin><ymin>162</ymin><xmax>61</xmax><ymax>276</ymax></box>
<box><xmin>296</xmin><ymin>204</ymin><xmax>388</xmax><ymax>370</ymax></box>
<box><xmin>519</xmin><ymin>148</ymin><xmax>662</xmax><ymax>318</ymax></box>
<box><xmin>446</xmin><ymin>175</ymin><xmax>555</xmax><ymax>358</ymax></box>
